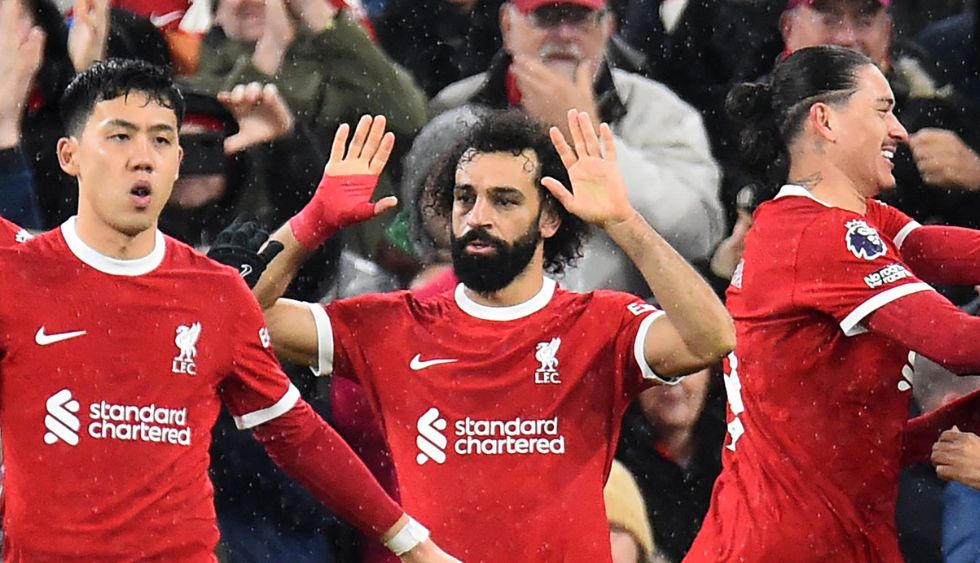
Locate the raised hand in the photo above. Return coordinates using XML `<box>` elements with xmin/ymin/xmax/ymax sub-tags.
<box><xmin>251</xmin><ymin>0</ymin><xmax>295</xmax><ymax>75</ymax></box>
<box><xmin>287</xmin><ymin>115</ymin><xmax>397</xmax><ymax>250</ymax></box>
<box><xmin>541</xmin><ymin>109</ymin><xmax>633</xmax><ymax>229</ymax></box>
<box><xmin>67</xmin><ymin>0</ymin><xmax>109</xmax><ymax>72</ymax></box>
<box><xmin>0</xmin><ymin>0</ymin><xmax>45</xmax><ymax>146</ymax></box>
<box><xmin>217</xmin><ymin>82</ymin><xmax>295</xmax><ymax>154</ymax></box>
<box><xmin>511</xmin><ymin>55</ymin><xmax>599</xmax><ymax>138</ymax></box>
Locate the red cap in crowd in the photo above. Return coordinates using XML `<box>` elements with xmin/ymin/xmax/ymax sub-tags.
<box><xmin>510</xmin><ymin>0</ymin><xmax>606</xmax><ymax>13</ymax></box>
<box><xmin>786</xmin><ymin>0</ymin><xmax>891</xmax><ymax>8</ymax></box>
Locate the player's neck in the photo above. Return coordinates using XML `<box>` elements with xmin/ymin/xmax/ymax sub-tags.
<box><xmin>788</xmin><ymin>162</ymin><xmax>868</xmax><ymax>215</ymax></box>
<box><xmin>74</xmin><ymin>211</ymin><xmax>159</xmax><ymax>260</ymax></box>
<box><xmin>655</xmin><ymin>426</ymin><xmax>697</xmax><ymax>469</ymax></box>
<box><xmin>463</xmin><ymin>267</ymin><xmax>546</xmax><ymax>308</ymax></box>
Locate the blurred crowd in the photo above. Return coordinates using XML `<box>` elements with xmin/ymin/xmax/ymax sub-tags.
<box><xmin>3</xmin><ymin>0</ymin><xmax>980</xmax><ymax>561</ymax></box>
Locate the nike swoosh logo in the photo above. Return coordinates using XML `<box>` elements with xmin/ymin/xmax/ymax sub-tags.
<box><xmin>149</xmin><ymin>10</ymin><xmax>184</xmax><ymax>27</ymax></box>
<box><xmin>410</xmin><ymin>354</ymin><xmax>457</xmax><ymax>371</ymax></box>
<box><xmin>35</xmin><ymin>327</ymin><xmax>87</xmax><ymax>346</ymax></box>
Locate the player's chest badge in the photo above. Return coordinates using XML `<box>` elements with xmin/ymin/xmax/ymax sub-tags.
<box><xmin>534</xmin><ymin>337</ymin><xmax>562</xmax><ymax>384</ymax></box>
<box><xmin>172</xmin><ymin>322</ymin><xmax>202</xmax><ymax>375</ymax></box>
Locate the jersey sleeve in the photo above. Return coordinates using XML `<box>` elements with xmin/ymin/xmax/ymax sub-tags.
<box><xmin>0</xmin><ymin>217</ymin><xmax>29</xmax><ymax>247</ymax></box>
<box><xmin>866</xmin><ymin>199</ymin><xmax>920</xmax><ymax>250</ymax></box>
<box><xmin>596</xmin><ymin>291</ymin><xmax>676</xmax><ymax>396</ymax></box>
<box><xmin>306</xmin><ymin>293</ymin><xmax>399</xmax><ymax>385</ymax></box>
<box><xmin>792</xmin><ymin>212</ymin><xmax>933</xmax><ymax>337</ymax></box>
<box><xmin>219</xmin><ymin>276</ymin><xmax>300</xmax><ymax>430</ymax></box>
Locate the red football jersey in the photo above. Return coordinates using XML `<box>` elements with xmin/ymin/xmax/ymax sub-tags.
<box><xmin>687</xmin><ymin>186</ymin><xmax>931</xmax><ymax>563</ymax></box>
<box><xmin>0</xmin><ymin>217</ymin><xmax>30</xmax><ymax>246</ymax></box>
<box><xmin>0</xmin><ymin>218</ymin><xmax>299</xmax><ymax>561</ymax></box>
<box><xmin>308</xmin><ymin>278</ymin><xmax>668</xmax><ymax>562</ymax></box>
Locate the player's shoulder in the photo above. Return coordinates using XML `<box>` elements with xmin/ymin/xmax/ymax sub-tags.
<box><xmin>163</xmin><ymin>235</ymin><xmax>244</xmax><ymax>281</ymax></box>
<box><xmin>556</xmin><ymin>287</ymin><xmax>658</xmax><ymax>319</ymax></box>
<box><xmin>328</xmin><ymin>289</ymin><xmax>417</xmax><ymax>317</ymax></box>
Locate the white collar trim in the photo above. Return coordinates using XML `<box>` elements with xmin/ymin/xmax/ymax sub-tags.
<box><xmin>454</xmin><ymin>277</ymin><xmax>556</xmax><ymax>321</ymax></box>
<box><xmin>774</xmin><ymin>184</ymin><xmax>832</xmax><ymax>207</ymax></box>
<box><xmin>61</xmin><ymin>216</ymin><xmax>166</xmax><ymax>276</ymax></box>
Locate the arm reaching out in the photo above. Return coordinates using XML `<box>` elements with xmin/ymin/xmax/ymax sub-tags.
<box><xmin>207</xmin><ymin>115</ymin><xmax>397</xmax><ymax>308</ymax></box>
<box><xmin>543</xmin><ymin>110</ymin><xmax>734</xmax><ymax>378</ymax></box>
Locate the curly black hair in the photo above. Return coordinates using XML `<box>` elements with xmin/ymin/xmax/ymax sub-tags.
<box><xmin>423</xmin><ymin>109</ymin><xmax>589</xmax><ymax>275</ymax></box>
<box><xmin>61</xmin><ymin>58</ymin><xmax>184</xmax><ymax>137</ymax></box>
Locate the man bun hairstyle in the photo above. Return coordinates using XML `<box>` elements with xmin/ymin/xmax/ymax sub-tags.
<box><xmin>726</xmin><ymin>45</ymin><xmax>874</xmax><ymax>190</ymax></box>
<box><xmin>60</xmin><ymin>58</ymin><xmax>184</xmax><ymax>137</ymax></box>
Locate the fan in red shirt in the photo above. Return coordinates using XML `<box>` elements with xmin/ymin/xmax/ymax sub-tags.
<box><xmin>0</xmin><ymin>58</ymin><xmax>461</xmax><ymax>562</ymax></box>
<box><xmin>684</xmin><ymin>46</ymin><xmax>980</xmax><ymax>563</ymax></box>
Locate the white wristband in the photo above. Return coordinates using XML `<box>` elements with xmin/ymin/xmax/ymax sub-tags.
<box><xmin>384</xmin><ymin>517</ymin><xmax>430</xmax><ymax>556</ymax></box>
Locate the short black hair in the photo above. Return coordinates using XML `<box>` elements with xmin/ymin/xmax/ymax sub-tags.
<box><xmin>424</xmin><ymin>109</ymin><xmax>588</xmax><ymax>275</ymax></box>
<box><xmin>60</xmin><ymin>58</ymin><xmax>184</xmax><ymax>136</ymax></box>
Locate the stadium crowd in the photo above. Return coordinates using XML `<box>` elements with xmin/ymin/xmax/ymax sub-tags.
<box><xmin>2</xmin><ymin>0</ymin><xmax>980</xmax><ymax>561</ymax></box>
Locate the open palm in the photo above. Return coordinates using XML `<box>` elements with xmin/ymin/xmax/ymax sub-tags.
<box><xmin>542</xmin><ymin>110</ymin><xmax>633</xmax><ymax>229</ymax></box>
<box><xmin>324</xmin><ymin>114</ymin><xmax>395</xmax><ymax>178</ymax></box>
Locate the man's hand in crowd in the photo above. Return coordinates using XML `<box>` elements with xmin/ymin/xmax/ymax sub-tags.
<box><xmin>932</xmin><ymin>427</ymin><xmax>980</xmax><ymax>490</ymax></box>
<box><xmin>910</xmin><ymin>128</ymin><xmax>980</xmax><ymax>191</ymax></box>
<box><xmin>218</xmin><ymin>82</ymin><xmax>295</xmax><ymax>154</ymax></box>
<box><xmin>0</xmin><ymin>0</ymin><xmax>44</xmax><ymax>147</ymax></box>
<box><xmin>67</xmin><ymin>0</ymin><xmax>109</xmax><ymax>72</ymax></box>
<box><xmin>252</xmin><ymin>0</ymin><xmax>295</xmax><ymax>75</ymax></box>
<box><xmin>542</xmin><ymin>110</ymin><xmax>633</xmax><ymax>229</ymax></box>
<box><xmin>286</xmin><ymin>0</ymin><xmax>338</xmax><ymax>32</ymax></box>
<box><xmin>511</xmin><ymin>55</ymin><xmax>599</xmax><ymax>138</ymax></box>
<box><xmin>288</xmin><ymin>114</ymin><xmax>397</xmax><ymax>250</ymax></box>
<box><xmin>207</xmin><ymin>218</ymin><xmax>284</xmax><ymax>288</ymax></box>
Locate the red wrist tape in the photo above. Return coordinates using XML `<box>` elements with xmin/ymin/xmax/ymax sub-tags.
<box><xmin>289</xmin><ymin>174</ymin><xmax>380</xmax><ymax>250</ymax></box>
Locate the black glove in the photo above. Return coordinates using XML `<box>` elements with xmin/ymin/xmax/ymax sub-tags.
<box><xmin>207</xmin><ymin>218</ymin><xmax>285</xmax><ymax>288</ymax></box>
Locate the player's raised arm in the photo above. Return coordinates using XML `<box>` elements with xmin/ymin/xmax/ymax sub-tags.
<box><xmin>255</xmin><ymin>114</ymin><xmax>397</xmax><ymax>307</ymax></box>
<box><xmin>542</xmin><ymin>110</ymin><xmax>734</xmax><ymax>378</ymax></box>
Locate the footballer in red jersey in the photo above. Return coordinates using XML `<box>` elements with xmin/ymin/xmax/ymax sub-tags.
<box><xmin>0</xmin><ymin>217</ymin><xmax>30</xmax><ymax>245</ymax></box>
<box><xmin>228</xmin><ymin>109</ymin><xmax>735</xmax><ymax>562</ymax></box>
<box><xmin>0</xmin><ymin>59</ymin><xmax>459</xmax><ymax>562</ymax></box>
<box><xmin>687</xmin><ymin>47</ymin><xmax>980</xmax><ymax>563</ymax></box>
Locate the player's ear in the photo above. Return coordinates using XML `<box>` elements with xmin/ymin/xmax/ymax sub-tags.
<box><xmin>539</xmin><ymin>203</ymin><xmax>561</xmax><ymax>239</ymax></box>
<box><xmin>809</xmin><ymin>102</ymin><xmax>837</xmax><ymax>142</ymax></box>
<box><xmin>57</xmin><ymin>137</ymin><xmax>81</xmax><ymax>177</ymax></box>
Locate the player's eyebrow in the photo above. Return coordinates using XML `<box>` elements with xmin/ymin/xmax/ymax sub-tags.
<box><xmin>103</xmin><ymin>119</ymin><xmax>177</xmax><ymax>134</ymax></box>
<box><xmin>487</xmin><ymin>186</ymin><xmax>525</xmax><ymax>200</ymax></box>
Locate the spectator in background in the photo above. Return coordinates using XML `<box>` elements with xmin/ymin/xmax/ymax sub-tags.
<box><xmin>0</xmin><ymin>0</ymin><xmax>45</xmax><ymax>228</ymax></box>
<box><xmin>605</xmin><ymin>460</ymin><xmax>670</xmax><ymax>563</ymax></box>
<box><xmin>616</xmin><ymin>367</ymin><xmax>725</xmax><ymax>562</ymax></box>
<box><xmin>374</xmin><ymin>0</ymin><xmax>497</xmax><ymax>97</ymax></box>
<box><xmin>192</xmin><ymin>0</ymin><xmax>427</xmax><ymax>270</ymax></box>
<box><xmin>420</xmin><ymin>0</ymin><xmax>724</xmax><ymax>297</ymax></box>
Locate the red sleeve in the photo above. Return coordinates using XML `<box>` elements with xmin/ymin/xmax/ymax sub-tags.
<box><xmin>792</xmin><ymin>211</ymin><xmax>933</xmax><ymax>336</ymax></box>
<box><xmin>594</xmin><ymin>292</ymin><xmax>674</xmax><ymax>400</ymax></box>
<box><xmin>866</xmin><ymin>290</ymin><xmax>980</xmax><ymax>374</ymax></box>
<box><xmin>901</xmin><ymin>388</ymin><xmax>980</xmax><ymax>466</ymax></box>
<box><xmin>898</xmin><ymin>225</ymin><xmax>980</xmax><ymax>286</ymax></box>
<box><xmin>251</xmin><ymin>398</ymin><xmax>404</xmax><ymax>536</ymax></box>
<box><xmin>0</xmin><ymin>217</ymin><xmax>28</xmax><ymax>247</ymax></box>
<box><xmin>866</xmin><ymin>199</ymin><xmax>918</xmax><ymax>242</ymax></box>
<box><xmin>219</xmin><ymin>278</ymin><xmax>301</xmax><ymax>428</ymax></box>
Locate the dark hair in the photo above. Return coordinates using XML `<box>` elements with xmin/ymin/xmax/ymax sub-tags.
<box><xmin>60</xmin><ymin>58</ymin><xmax>184</xmax><ymax>136</ymax></box>
<box><xmin>726</xmin><ymin>45</ymin><xmax>874</xmax><ymax>189</ymax></box>
<box><xmin>424</xmin><ymin>109</ymin><xmax>588</xmax><ymax>275</ymax></box>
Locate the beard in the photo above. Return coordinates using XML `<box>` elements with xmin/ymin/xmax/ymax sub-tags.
<box><xmin>451</xmin><ymin>223</ymin><xmax>541</xmax><ymax>295</ymax></box>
